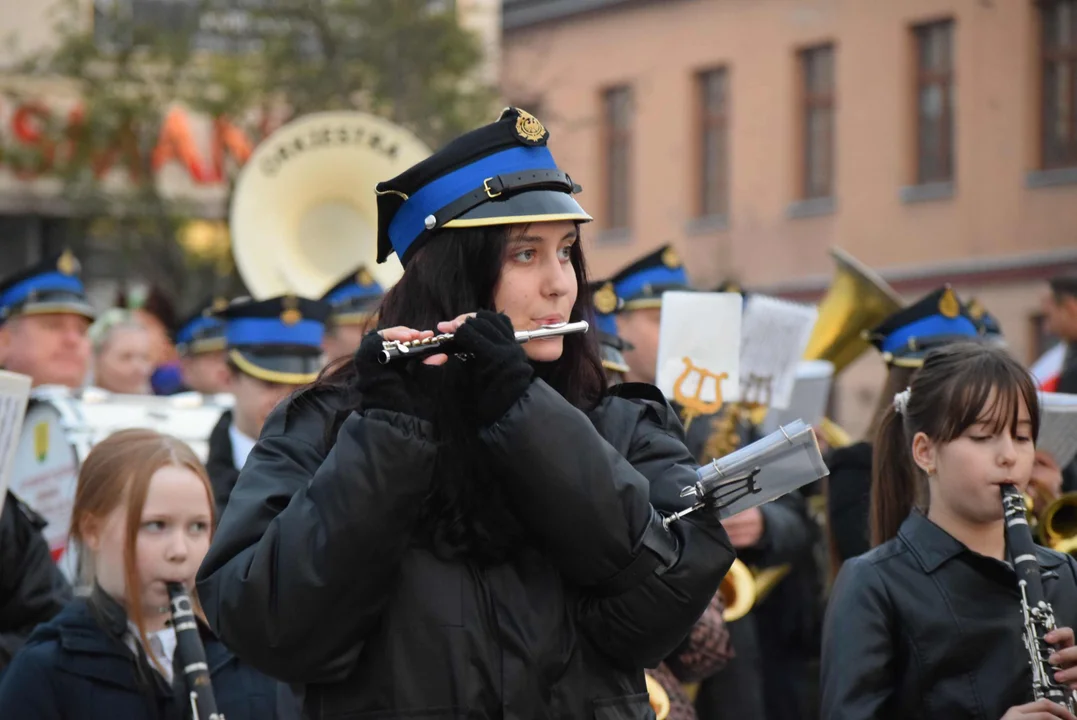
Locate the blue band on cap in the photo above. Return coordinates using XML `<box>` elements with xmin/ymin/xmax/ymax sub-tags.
<box><xmin>388</xmin><ymin>145</ymin><xmax>559</xmax><ymax>259</ymax></box>
<box><xmin>595</xmin><ymin>312</ymin><xmax>618</xmax><ymax>336</ymax></box>
<box><xmin>0</xmin><ymin>272</ymin><xmax>85</xmax><ymax>311</ymax></box>
<box><xmin>881</xmin><ymin>314</ymin><xmax>979</xmax><ymax>354</ymax></box>
<box><xmin>614</xmin><ymin>265</ymin><xmax>688</xmax><ymax>303</ymax></box>
<box><xmin>176</xmin><ymin>316</ymin><xmax>225</xmax><ymax>346</ymax></box>
<box><xmin>325</xmin><ymin>283</ymin><xmax>383</xmax><ymax>305</ymax></box>
<box><xmin>226</xmin><ymin>318</ymin><xmax>324</xmax><ymax>348</ymax></box>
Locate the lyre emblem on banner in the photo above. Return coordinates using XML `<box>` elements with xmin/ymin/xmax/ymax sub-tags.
<box><xmin>673</xmin><ymin>357</ymin><xmax>728</xmax><ymax>431</ymax></box>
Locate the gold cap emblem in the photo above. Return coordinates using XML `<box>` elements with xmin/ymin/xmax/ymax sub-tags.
<box><xmin>57</xmin><ymin>250</ymin><xmax>78</xmax><ymax>276</ymax></box>
<box><xmin>661</xmin><ymin>246</ymin><xmax>681</xmax><ymax>269</ymax></box>
<box><xmin>593</xmin><ymin>282</ymin><xmax>619</xmax><ymax>315</ymax></box>
<box><xmin>280</xmin><ymin>295</ymin><xmax>302</xmax><ymax>326</ymax></box>
<box><xmin>210</xmin><ymin>297</ymin><xmax>229</xmax><ymax>314</ymax></box>
<box><xmin>514</xmin><ymin>108</ymin><xmax>547</xmax><ymax>144</ymax></box>
<box><xmin>357</xmin><ymin>268</ymin><xmax>375</xmax><ymax>287</ymax></box>
<box><xmin>938</xmin><ymin>287</ymin><xmax>961</xmax><ymax>319</ymax></box>
<box><xmin>966</xmin><ymin>298</ymin><xmax>985</xmax><ymax>321</ymax></box>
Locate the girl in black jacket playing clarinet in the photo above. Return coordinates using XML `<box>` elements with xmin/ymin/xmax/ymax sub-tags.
<box><xmin>196</xmin><ymin>108</ymin><xmax>735</xmax><ymax>719</ymax></box>
<box><xmin>821</xmin><ymin>342</ymin><xmax>1077</xmax><ymax>720</ymax></box>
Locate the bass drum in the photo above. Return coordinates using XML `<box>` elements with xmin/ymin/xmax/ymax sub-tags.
<box><xmin>9</xmin><ymin>386</ymin><xmax>232</xmax><ymax>575</ymax></box>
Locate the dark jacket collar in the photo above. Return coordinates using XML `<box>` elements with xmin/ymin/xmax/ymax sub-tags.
<box><xmin>898</xmin><ymin>510</ymin><xmax>1067</xmax><ymax>573</ymax></box>
<box><xmin>207</xmin><ymin>410</ymin><xmax>235</xmax><ymax>472</ymax></box>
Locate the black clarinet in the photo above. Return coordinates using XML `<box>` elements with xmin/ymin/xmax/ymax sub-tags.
<box><xmin>167</xmin><ymin>582</ymin><xmax>225</xmax><ymax>720</ymax></box>
<box><xmin>1001</xmin><ymin>484</ymin><xmax>1077</xmax><ymax>711</ymax></box>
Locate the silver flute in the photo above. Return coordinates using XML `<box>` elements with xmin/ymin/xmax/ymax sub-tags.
<box><xmin>1001</xmin><ymin>484</ymin><xmax>1077</xmax><ymax>712</ymax></box>
<box><xmin>378</xmin><ymin>320</ymin><xmax>589</xmax><ymax>364</ymax></box>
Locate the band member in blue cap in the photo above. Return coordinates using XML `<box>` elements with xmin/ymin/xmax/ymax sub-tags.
<box><xmin>0</xmin><ymin>250</ymin><xmax>95</xmax><ymax>389</ymax></box>
<box><xmin>0</xmin><ymin>251</ymin><xmax>89</xmax><ymax>669</ymax></box>
<box><xmin>204</xmin><ymin>295</ymin><xmax>329</xmax><ymax>518</ymax></box>
<box><xmin>589</xmin><ymin>280</ymin><xmax>632</xmax><ymax>384</ymax></box>
<box><xmin>828</xmin><ymin>285</ymin><xmax>985</xmax><ymax>567</ymax></box>
<box><xmin>609</xmin><ymin>244</ymin><xmax>691</xmax><ymax>386</ymax></box>
<box><xmin>174</xmin><ymin>297</ymin><xmax>232</xmax><ymax>395</ymax></box>
<box><xmin>199</xmin><ymin>107</ymin><xmax>735</xmax><ymax>718</ymax></box>
<box><xmin>320</xmin><ymin>266</ymin><xmax>383</xmax><ymax>361</ymax></box>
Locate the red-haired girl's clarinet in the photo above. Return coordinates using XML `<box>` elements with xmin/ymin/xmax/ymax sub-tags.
<box><xmin>167</xmin><ymin>582</ymin><xmax>225</xmax><ymax>720</ymax></box>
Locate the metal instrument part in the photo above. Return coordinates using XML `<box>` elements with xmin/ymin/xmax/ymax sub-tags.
<box><xmin>378</xmin><ymin>320</ymin><xmax>589</xmax><ymax>364</ymax></box>
<box><xmin>167</xmin><ymin>582</ymin><xmax>225</xmax><ymax>720</ymax></box>
<box><xmin>1001</xmin><ymin>484</ymin><xmax>1077</xmax><ymax>712</ymax></box>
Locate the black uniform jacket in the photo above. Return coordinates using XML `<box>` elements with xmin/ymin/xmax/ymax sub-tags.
<box><xmin>205</xmin><ymin>410</ymin><xmax>240</xmax><ymax>519</ymax></box>
<box><xmin>0</xmin><ymin>491</ymin><xmax>71</xmax><ymax>670</ymax></box>
<box><xmin>825</xmin><ymin>441</ymin><xmax>874</xmax><ymax>564</ymax></box>
<box><xmin>196</xmin><ymin>380</ymin><xmax>735</xmax><ymax>719</ymax></box>
<box><xmin>821</xmin><ymin>511</ymin><xmax>1077</xmax><ymax>720</ymax></box>
<box><xmin>0</xmin><ymin>590</ymin><xmax>300</xmax><ymax>719</ymax></box>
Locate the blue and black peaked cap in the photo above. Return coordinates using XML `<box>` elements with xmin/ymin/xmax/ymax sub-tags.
<box><xmin>321</xmin><ymin>266</ymin><xmax>383</xmax><ymax>326</ymax></box>
<box><xmin>216</xmin><ymin>295</ymin><xmax>331</xmax><ymax>385</ymax></box>
<box><xmin>374</xmin><ymin>107</ymin><xmax>592</xmax><ymax>266</ymax></box>
<box><xmin>865</xmin><ymin>286</ymin><xmax>982</xmax><ymax>367</ymax></box>
<box><xmin>174</xmin><ymin>297</ymin><xmax>230</xmax><ymax>356</ymax></box>
<box><xmin>0</xmin><ymin>250</ymin><xmax>95</xmax><ymax>325</ymax></box>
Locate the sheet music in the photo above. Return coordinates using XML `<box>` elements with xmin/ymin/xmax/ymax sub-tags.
<box><xmin>0</xmin><ymin>371</ymin><xmax>32</xmax><ymax>514</ymax></box>
<box><xmin>656</xmin><ymin>292</ymin><xmax>742</xmax><ymax>404</ymax></box>
<box><xmin>739</xmin><ymin>295</ymin><xmax>818</xmax><ymax>410</ymax></box>
<box><xmin>762</xmin><ymin>360</ymin><xmax>834</xmax><ymax>435</ymax></box>
<box><xmin>693</xmin><ymin>419</ymin><xmax>830</xmax><ymax>518</ymax></box>
<box><xmin>1039</xmin><ymin>392</ymin><xmax>1077</xmax><ymax>468</ymax></box>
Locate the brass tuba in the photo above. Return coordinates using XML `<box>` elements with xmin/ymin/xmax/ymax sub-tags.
<box><xmin>802</xmin><ymin>247</ymin><xmax>903</xmax><ymax>375</ymax></box>
<box><xmin>229</xmin><ymin>111</ymin><xmax>432</xmax><ymax>299</ymax></box>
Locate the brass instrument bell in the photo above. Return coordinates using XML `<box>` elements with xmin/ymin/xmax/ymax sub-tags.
<box><xmin>802</xmin><ymin>247</ymin><xmax>903</xmax><ymax>374</ymax></box>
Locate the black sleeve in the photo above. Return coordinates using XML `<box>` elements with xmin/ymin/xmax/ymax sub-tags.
<box><xmin>0</xmin><ymin>493</ymin><xmax>72</xmax><ymax>670</ymax></box>
<box><xmin>478</xmin><ymin>381</ymin><xmax>736</xmax><ymax>669</ymax></box>
<box><xmin>819</xmin><ymin>556</ymin><xmax>896</xmax><ymax>719</ymax></box>
<box><xmin>195</xmin><ymin>397</ymin><xmax>438</xmax><ymax>684</ymax></box>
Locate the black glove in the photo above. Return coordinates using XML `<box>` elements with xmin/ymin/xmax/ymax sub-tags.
<box><xmin>353</xmin><ymin>331</ymin><xmax>429</xmax><ymax>419</ymax></box>
<box><xmin>453</xmin><ymin>310</ymin><xmax>534</xmax><ymax>426</ymax></box>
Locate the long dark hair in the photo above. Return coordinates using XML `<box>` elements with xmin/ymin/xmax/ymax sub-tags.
<box><xmin>303</xmin><ymin>223</ymin><xmax>606</xmax><ymax>563</ymax></box>
<box><xmin>869</xmin><ymin>342</ymin><xmax>1040</xmax><ymax>546</ymax></box>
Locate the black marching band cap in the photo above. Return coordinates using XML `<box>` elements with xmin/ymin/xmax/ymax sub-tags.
<box><xmin>216</xmin><ymin>295</ymin><xmax>331</xmax><ymax>385</ymax></box>
<box><xmin>374</xmin><ymin>107</ymin><xmax>592</xmax><ymax>266</ymax></box>
<box><xmin>0</xmin><ymin>250</ymin><xmax>96</xmax><ymax>325</ymax></box>
<box><xmin>321</xmin><ymin>266</ymin><xmax>383</xmax><ymax>326</ymax></box>
<box><xmin>589</xmin><ymin>280</ymin><xmax>632</xmax><ymax>375</ymax></box>
<box><xmin>174</xmin><ymin>297</ymin><xmax>230</xmax><ymax>356</ymax></box>
<box><xmin>865</xmin><ymin>285</ymin><xmax>982</xmax><ymax>367</ymax></box>
<box><xmin>609</xmin><ymin>244</ymin><xmax>691</xmax><ymax>311</ymax></box>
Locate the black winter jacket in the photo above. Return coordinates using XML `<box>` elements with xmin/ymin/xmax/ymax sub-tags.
<box><xmin>197</xmin><ymin>380</ymin><xmax>735</xmax><ymax>719</ymax></box>
<box><xmin>0</xmin><ymin>491</ymin><xmax>71</xmax><ymax>670</ymax></box>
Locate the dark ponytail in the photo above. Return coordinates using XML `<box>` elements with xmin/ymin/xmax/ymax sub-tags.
<box><xmin>868</xmin><ymin>341</ymin><xmax>1040</xmax><ymax>546</ymax></box>
<box><xmin>870</xmin><ymin>403</ymin><xmax>925</xmax><ymax>546</ymax></box>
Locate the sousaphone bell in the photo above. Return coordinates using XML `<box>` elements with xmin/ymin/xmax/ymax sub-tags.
<box><xmin>229</xmin><ymin>111</ymin><xmax>432</xmax><ymax>299</ymax></box>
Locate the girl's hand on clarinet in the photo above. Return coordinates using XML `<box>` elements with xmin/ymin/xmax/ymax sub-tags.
<box><xmin>1046</xmin><ymin>627</ymin><xmax>1077</xmax><ymax>689</ymax></box>
<box><xmin>1001</xmin><ymin>699</ymin><xmax>1077</xmax><ymax>719</ymax></box>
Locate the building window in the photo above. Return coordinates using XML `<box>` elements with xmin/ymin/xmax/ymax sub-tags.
<box><xmin>697</xmin><ymin>68</ymin><xmax>729</xmax><ymax>217</ymax></box>
<box><xmin>799</xmin><ymin>44</ymin><xmax>835</xmax><ymax>200</ymax></box>
<box><xmin>1041</xmin><ymin>0</ymin><xmax>1077</xmax><ymax>169</ymax></box>
<box><xmin>913</xmin><ymin>20</ymin><xmax>955</xmax><ymax>184</ymax></box>
<box><xmin>603</xmin><ymin>86</ymin><xmax>633</xmax><ymax>231</ymax></box>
